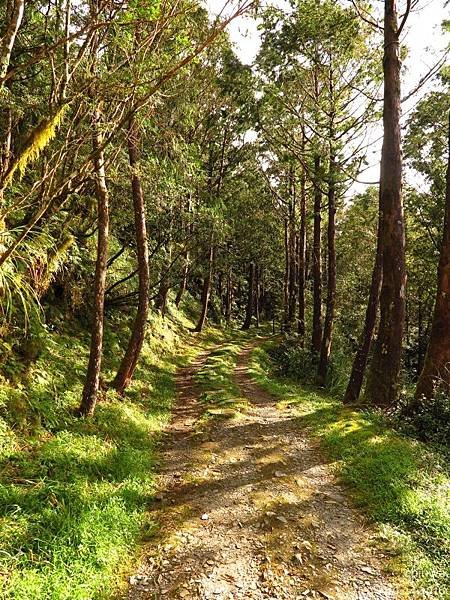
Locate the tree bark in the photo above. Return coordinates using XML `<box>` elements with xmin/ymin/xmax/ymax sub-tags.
<box><xmin>193</xmin><ymin>243</ymin><xmax>214</xmax><ymax>333</ymax></box>
<box><xmin>0</xmin><ymin>0</ymin><xmax>25</xmax><ymax>81</ymax></box>
<box><xmin>175</xmin><ymin>198</ymin><xmax>192</xmax><ymax>307</ymax></box>
<box><xmin>413</xmin><ymin>113</ymin><xmax>450</xmax><ymax>404</ymax></box>
<box><xmin>365</xmin><ymin>0</ymin><xmax>406</xmax><ymax>407</ymax></box>
<box><xmin>297</xmin><ymin>166</ymin><xmax>307</xmax><ymax>343</ymax></box>
<box><xmin>112</xmin><ymin>119</ymin><xmax>149</xmax><ymax>395</ymax></box>
<box><xmin>312</xmin><ymin>155</ymin><xmax>322</xmax><ymax>353</ymax></box>
<box><xmin>225</xmin><ymin>264</ymin><xmax>232</xmax><ymax>325</ymax></box>
<box><xmin>343</xmin><ymin>218</ymin><xmax>383</xmax><ymax>404</ymax></box>
<box><xmin>155</xmin><ymin>274</ymin><xmax>169</xmax><ymax>316</ymax></box>
<box><xmin>255</xmin><ymin>265</ymin><xmax>260</xmax><ymax>328</ymax></box>
<box><xmin>283</xmin><ymin>217</ymin><xmax>289</xmax><ymax>329</ymax></box>
<box><xmin>79</xmin><ymin>108</ymin><xmax>109</xmax><ymax>416</ymax></box>
<box><xmin>317</xmin><ymin>153</ymin><xmax>336</xmax><ymax>384</ymax></box>
<box><xmin>242</xmin><ymin>261</ymin><xmax>255</xmax><ymax>330</ymax></box>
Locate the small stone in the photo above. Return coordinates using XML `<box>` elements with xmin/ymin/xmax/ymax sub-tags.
<box><xmin>360</xmin><ymin>565</ymin><xmax>376</xmax><ymax>576</ymax></box>
<box><xmin>293</xmin><ymin>553</ymin><xmax>303</xmax><ymax>564</ymax></box>
<box><xmin>201</xmin><ymin>513</ymin><xmax>209</xmax><ymax>521</ymax></box>
<box><xmin>275</xmin><ymin>515</ymin><xmax>288</xmax><ymax>524</ymax></box>
<box><xmin>273</xmin><ymin>470</ymin><xmax>287</xmax><ymax>477</ymax></box>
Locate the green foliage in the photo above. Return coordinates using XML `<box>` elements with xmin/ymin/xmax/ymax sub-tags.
<box><xmin>251</xmin><ymin>343</ymin><xmax>450</xmax><ymax>599</ymax></box>
<box><xmin>399</xmin><ymin>388</ymin><xmax>450</xmax><ymax>448</ymax></box>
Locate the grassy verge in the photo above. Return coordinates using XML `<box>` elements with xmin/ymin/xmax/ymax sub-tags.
<box><xmin>249</xmin><ymin>342</ymin><xmax>450</xmax><ymax>600</ymax></box>
<box><xmin>0</xmin><ymin>297</ymin><xmax>224</xmax><ymax>600</ymax></box>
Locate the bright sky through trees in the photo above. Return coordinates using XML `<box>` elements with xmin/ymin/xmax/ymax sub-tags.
<box><xmin>207</xmin><ymin>0</ymin><xmax>449</xmax><ymax>191</ymax></box>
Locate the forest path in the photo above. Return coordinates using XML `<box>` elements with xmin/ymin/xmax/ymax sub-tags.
<box><xmin>127</xmin><ymin>340</ymin><xmax>397</xmax><ymax>600</ymax></box>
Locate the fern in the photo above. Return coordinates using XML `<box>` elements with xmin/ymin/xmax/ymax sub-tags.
<box><xmin>0</xmin><ymin>105</ymin><xmax>68</xmax><ymax>191</ymax></box>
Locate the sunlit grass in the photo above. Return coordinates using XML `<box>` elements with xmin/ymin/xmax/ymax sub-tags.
<box><xmin>0</xmin><ymin>295</ymin><xmax>225</xmax><ymax>599</ymax></box>
<box><xmin>193</xmin><ymin>335</ymin><xmax>250</xmax><ymax>425</ymax></box>
<box><xmin>250</xmin><ymin>343</ymin><xmax>450</xmax><ymax>600</ymax></box>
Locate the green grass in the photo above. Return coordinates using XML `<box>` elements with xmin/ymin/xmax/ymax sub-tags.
<box><xmin>193</xmin><ymin>334</ymin><xmax>250</xmax><ymax>424</ymax></box>
<box><xmin>0</xmin><ymin>296</ymin><xmax>225</xmax><ymax>600</ymax></box>
<box><xmin>249</xmin><ymin>342</ymin><xmax>450</xmax><ymax>600</ymax></box>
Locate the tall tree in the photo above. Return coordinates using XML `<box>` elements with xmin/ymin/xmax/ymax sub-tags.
<box><xmin>413</xmin><ymin>113</ymin><xmax>450</xmax><ymax>403</ymax></box>
<box><xmin>365</xmin><ymin>0</ymin><xmax>407</xmax><ymax>407</ymax></box>
<box><xmin>112</xmin><ymin>119</ymin><xmax>150</xmax><ymax>394</ymax></box>
<box><xmin>79</xmin><ymin>107</ymin><xmax>110</xmax><ymax>417</ymax></box>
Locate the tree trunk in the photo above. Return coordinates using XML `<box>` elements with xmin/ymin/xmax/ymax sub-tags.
<box><xmin>79</xmin><ymin>108</ymin><xmax>109</xmax><ymax>416</ymax></box>
<box><xmin>343</xmin><ymin>218</ymin><xmax>383</xmax><ymax>404</ymax></box>
<box><xmin>365</xmin><ymin>0</ymin><xmax>406</xmax><ymax>407</ymax></box>
<box><xmin>255</xmin><ymin>265</ymin><xmax>260</xmax><ymax>328</ymax></box>
<box><xmin>112</xmin><ymin>119</ymin><xmax>149</xmax><ymax>395</ymax></box>
<box><xmin>287</xmin><ymin>171</ymin><xmax>297</xmax><ymax>328</ymax></box>
<box><xmin>193</xmin><ymin>243</ymin><xmax>214</xmax><ymax>333</ymax></box>
<box><xmin>225</xmin><ymin>265</ymin><xmax>232</xmax><ymax>325</ymax></box>
<box><xmin>175</xmin><ymin>198</ymin><xmax>192</xmax><ymax>307</ymax></box>
<box><xmin>312</xmin><ymin>155</ymin><xmax>322</xmax><ymax>353</ymax></box>
<box><xmin>317</xmin><ymin>153</ymin><xmax>336</xmax><ymax>385</ymax></box>
<box><xmin>175</xmin><ymin>250</ymin><xmax>189</xmax><ymax>307</ymax></box>
<box><xmin>0</xmin><ymin>0</ymin><xmax>25</xmax><ymax>82</ymax></box>
<box><xmin>297</xmin><ymin>167</ymin><xmax>306</xmax><ymax>343</ymax></box>
<box><xmin>283</xmin><ymin>218</ymin><xmax>289</xmax><ymax>329</ymax></box>
<box><xmin>413</xmin><ymin>113</ymin><xmax>450</xmax><ymax>404</ymax></box>
<box><xmin>155</xmin><ymin>274</ymin><xmax>169</xmax><ymax>316</ymax></box>
<box><xmin>242</xmin><ymin>261</ymin><xmax>255</xmax><ymax>330</ymax></box>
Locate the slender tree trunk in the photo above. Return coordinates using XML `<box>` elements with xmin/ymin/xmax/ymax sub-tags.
<box><xmin>343</xmin><ymin>215</ymin><xmax>383</xmax><ymax>404</ymax></box>
<box><xmin>287</xmin><ymin>170</ymin><xmax>297</xmax><ymax>328</ymax></box>
<box><xmin>312</xmin><ymin>155</ymin><xmax>322</xmax><ymax>353</ymax></box>
<box><xmin>413</xmin><ymin>113</ymin><xmax>450</xmax><ymax>404</ymax></box>
<box><xmin>155</xmin><ymin>274</ymin><xmax>169</xmax><ymax>316</ymax></box>
<box><xmin>317</xmin><ymin>153</ymin><xmax>336</xmax><ymax>384</ymax></box>
<box><xmin>242</xmin><ymin>261</ymin><xmax>255</xmax><ymax>330</ymax></box>
<box><xmin>175</xmin><ymin>199</ymin><xmax>192</xmax><ymax>307</ymax></box>
<box><xmin>112</xmin><ymin>119</ymin><xmax>149</xmax><ymax>394</ymax></box>
<box><xmin>0</xmin><ymin>0</ymin><xmax>25</xmax><ymax>82</ymax></box>
<box><xmin>365</xmin><ymin>0</ymin><xmax>406</xmax><ymax>407</ymax></box>
<box><xmin>225</xmin><ymin>265</ymin><xmax>232</xmax><ymax>325</ymax></box>
<box><xmin>175</xmin><ymin>253</ymin><xmax>189</xmax><ymax>307</ymax></box>
<box><xmin>283</xmin><ymin>218</ymin><xmax>289</xmax><ymax>329</ymax></box>
<box><xmin>298</xmin><ymin>167</ymin><xmax>307</xmax><ymax>343</ymax></box>
<box><xmin>193</xmin><ymin>243</ymin><xmax>214</xmax><ymax>333</ymax></box>
<box><xmin>416</xmin><ymin>298</ymin><xmax>423</xmax><ymax>377</ymax></box>
<box><xmin>79</xmin><ymin>108</ymin><xmax>109</xmax><ymax>416</ymax></box>
<box><xmin>255</xmin><ymin>265</ymin><xmax>260</xmax><ymax>328</ymax></box>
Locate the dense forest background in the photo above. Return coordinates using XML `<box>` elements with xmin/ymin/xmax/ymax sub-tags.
<box><xmin>0</xmin><ymin>0</ymin><xmax>449</xmax><ymax>598</ymax></box>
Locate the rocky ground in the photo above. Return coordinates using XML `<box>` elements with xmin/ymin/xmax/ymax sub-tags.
<box><xmin>127</xmin><ymin>341</ymin><xmax>398</xmax><ymax>600</ymax></box>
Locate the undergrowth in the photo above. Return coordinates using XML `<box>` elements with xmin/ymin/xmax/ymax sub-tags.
<box><xmin>0</xmin><ymin>296</ymin><xmax>224</xmax><ymax>600</ymax></box>
<box><xmin>250</xmin><ymin>342</ymin><xmax>450</xmax><ymax>600</ymax></box>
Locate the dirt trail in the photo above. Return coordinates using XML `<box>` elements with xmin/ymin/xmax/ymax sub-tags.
<box><xmin>127</xmin><ymin>341</ymin><xmax>398</xmax><ymax>600</ymax></box>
